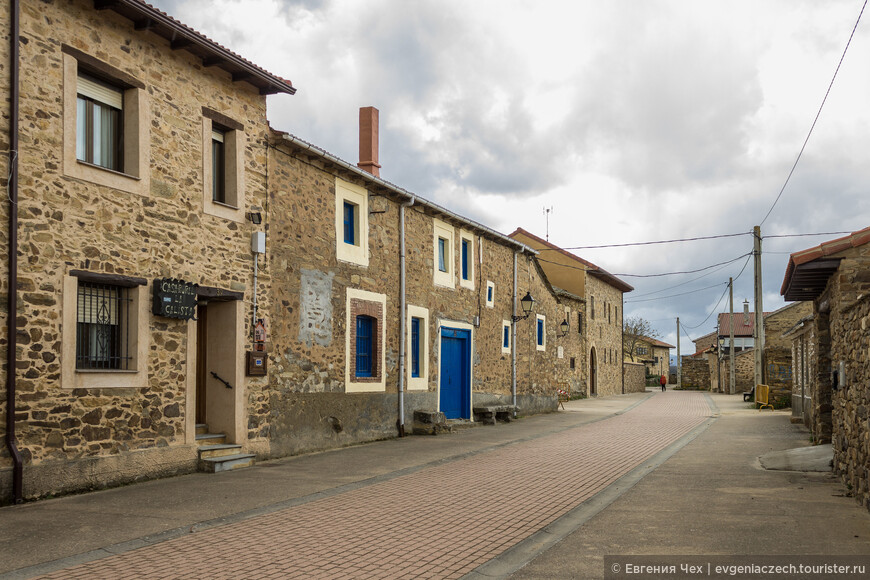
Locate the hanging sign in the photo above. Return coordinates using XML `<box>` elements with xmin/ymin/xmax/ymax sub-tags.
<box><xmin>153</xmin><ymin>278</ymin><xmax>198</xmax><ymax>320</ymax></box>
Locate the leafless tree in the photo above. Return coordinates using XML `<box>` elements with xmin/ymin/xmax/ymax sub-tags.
<box><xmin>623</xmin><ymin>316</ymin><xmax>660</xmax><ymax>362</ymax></box>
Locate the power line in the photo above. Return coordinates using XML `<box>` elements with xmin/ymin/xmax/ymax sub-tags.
<box><xmin>625</xmin><ymin>282</ymin><xmax>727</xmax><ymax>304</ymax></box>
<box><xmin>534</xmin><ymin>252</ymin><xmax>751</xmax><ymax>279</ymax></box>
<box><xmin>759</xmin><ymin>0</ymin><xmax>867</xmax><ymax>226</ymax></box>
<box><xmin>763</xmin><ymin>231</ymin><xmax>854</xmax><ymax>239</ymax></box>
<box><xmin>627</xmin><ymin>256</ymin><xmax>740</xmax><ymax>298</ymax></box>
<box><xmin>679</xmin><ymin>254</ymin><xmax>753</xmax><ymax>330</ymax></box>
<box><xmin>537</xmin><ymin>231</ymin><xmax>749</xmax><ymax>251</ymax></box>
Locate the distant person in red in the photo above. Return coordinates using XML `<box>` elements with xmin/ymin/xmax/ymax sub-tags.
<box><xmin>660</xmin><ymin>374</ymin><xmax>667</xmax><ymax>392</ymax></box>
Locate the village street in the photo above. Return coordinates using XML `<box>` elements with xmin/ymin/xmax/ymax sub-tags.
<box><xmin>1</xmin><ymin>390</ymin><xmax>869</xmax><ymax>580</ymax></box>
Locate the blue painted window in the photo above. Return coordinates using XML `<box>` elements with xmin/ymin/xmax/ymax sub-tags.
<box><xmin>438</xmin><ymin>237</ymin><xmax>448</xmax><ymax>272</ymax></box>
<box><xmin>503</xmin><ymin>325</ymin><xmax>510</xmax><ymax>349</ymax></box>
<box><xmin>411</xmin><ymin>317</ymin><xmax>421</xmax><ymax>378</ymax></box>
<box><xmin>356</xmin><ymin>315</ymin><xmax>373</xmax><ymax>377</ymax></box>
<box><xmin>487</xmin><ymin>285</ymin><xmax>493</xmax><ymax>302</ymax></box>
<box><xmin>343</xmin><ymin>201</ymin><xmax>355</xmax><ymax>245</ymax></box>
<box><xmin>461</xmin><ymin>239</ymin><xmax>469</xmax><ymax>280</ymax></box>
<box><xmin>537</xmin><ymin>318</ymin><xmax>544</xmax><ymax>346</ymax></box>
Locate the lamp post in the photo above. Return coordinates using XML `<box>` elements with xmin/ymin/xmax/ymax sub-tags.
<box><xmin>559</xmin><ymin>319</ymin><xmax>569</xmax><ymax>337</ymax></box>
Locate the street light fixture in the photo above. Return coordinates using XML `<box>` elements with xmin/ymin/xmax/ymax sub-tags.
<box><xmin>559</xmin><ymin>319</ymin><xmax>569</xmax><ymax>337</ymax></box>
<box><xmin>511</xmin><ymin>292</ymin><xmax>536</xmax><ymax>322</ymax></box>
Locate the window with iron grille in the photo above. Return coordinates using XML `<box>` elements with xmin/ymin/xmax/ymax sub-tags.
<box><xmin>76</xmin><ymin>282</ymin><xmax>132</xmax><ymax>369</ymax></box>
<box><xmin>410</xmin><ymin>317</ymin><xmax>421</xmax><ymax>378</ymax></box>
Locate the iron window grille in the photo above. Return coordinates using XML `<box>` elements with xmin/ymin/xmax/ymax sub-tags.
<box><xmin>356</xmin><ymin>315</ymin><xmax>374</xmax><ymax>377</ymax></box>
<box><xmin>410</xmin><ymin>317</ymin><xmax>421</xmax><ymax>378</ymax></box>
<box><xmin>76</xmin><ymin>282</ymin><xmax>132</xmax><ymax>370</ymax></box>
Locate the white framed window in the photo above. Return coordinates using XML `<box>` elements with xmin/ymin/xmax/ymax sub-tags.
<box><xmin>61</xmin><ymin>272</ymin><xmax>149</xmax><ymax>390</ymax></box>
<box><xmin>202</xmin><ymin>108</ymin><xmax>246</xmax><ymax>222</ymax></box>
<box><xmin>433</xmin><ymin>218</ymin><xmax>455</xmax><ymax>288</ymax></box>
<box><xmin>407</xmin><ymin>305</ymin><xmax>430</xmax><ymax>390</ymax></box>
<box><xmin>459</xmin><ymin>230</ymin><xmax>474</xmax><ymax>290</ymax></box>
<box><xmin>335</xmin><ymin>178</ymin><xmax>369</xmax><ymax>267</ymax></box>
<box><xmin>485</xmin><ymin>281</ymin><xmax>495</xmax><ymax>308</ymax></box>
<box><xmin>501</xmin><ymin>320</ymin><xmax>511</xmax><ymax>354</ymax></box>
<box><xmin>536</xmin><ymin>314</ymin><xmax>547</xmax><ymax>351</ymax></box>
<box><xmin>345</xmin><ymin>288</ymin><xmax>386</xmax><ymax>392</ymax></box>
<box><xmin>62</xmin><ymin>45</ymin><xmax>150</xmax><ymax>196</ymax></box>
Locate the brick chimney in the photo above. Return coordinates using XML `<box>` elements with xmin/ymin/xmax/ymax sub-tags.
<box><xmin>358</xmin><ymin>106</ymin><xmax>381</xmax><ymax>177</ymax></box>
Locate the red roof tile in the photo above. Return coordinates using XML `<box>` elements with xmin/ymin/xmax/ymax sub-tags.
<box><xmin>781</xmin><ymin>225</ymin><xmax>870</xmax><ymax>296</ymax></box>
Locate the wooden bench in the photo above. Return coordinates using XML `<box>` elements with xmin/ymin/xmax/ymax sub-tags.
<box><xmin>473</xmin><ymin>405</ymin><xmax>516</xmax><ymax>425</ymax></box>
<box><xmin>743</xmin><ymin>386</ymin><xmax>755</xmax><ymax>402</ymax></box>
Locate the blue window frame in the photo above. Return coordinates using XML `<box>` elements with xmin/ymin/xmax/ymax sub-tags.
<box><xmin>487</xmin><ymin>285</ymin><xmax>493</xmax><ymax>303</ymax></box>
<box><xmin>537</xmin><ymin>318</ymin><xmax>544</xmax><ymax>346</ymax></box>
<box><xmin>438</xmin><ymin>237</ymin><xmax>448</xmax><ymax>272</ymax></box>
<box><xmin>461</xmin><ymin>239</ymin><xmax>469</xmax><ymax>280</ymax></box>
<box><xmin>343</xmin><ymin>201</ymin><xmax>355</xmax><ymax>245</ymax></box>
<box><xmin>503</xmin><ymin>325</ymin><xmax>510</xmax><ymax>349</ymax></box>
<box><xmin>411</xmin><ymin>317</ymin><xmax>421</xmax><ymax>378</ymax></box>
<box><xmin>356</xmin><ymin>315</ymin><xmax>373</xmax><ymax>377</ymax></box>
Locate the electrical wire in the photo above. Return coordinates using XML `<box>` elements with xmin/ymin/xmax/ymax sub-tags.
<box><xmin>625</xmin><ymin>282</ymin><xmax>727</xmax><ymax>304</ymax></box>
<box><xmin>759</xmin><ymin>0</ymin><xmax>868</xmax><ymax>226</ymax></box>
<box><xmin>536</xmin><ymin>231</ymin><xmax>750</xmax><ymax>251</ymax></box>
<box><xmin>534</xmin><ymin>252</ymin><xmax>750</xmax><ymax>279</ymax></box>
<box><xmin>763</xmin><ymin>231</ymin><xmax>854</xmax><ymax>239</ymax></box>
<box><xmin>678</xmin><ymin>254</ymin><xmax>753</xmax><ymax>330</ymax></box>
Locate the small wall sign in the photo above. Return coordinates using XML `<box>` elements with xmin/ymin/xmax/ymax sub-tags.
<box><xmin>153</xmin><ymin>278</ymin><xmax>198</xmax><ymax>320</ymax></box>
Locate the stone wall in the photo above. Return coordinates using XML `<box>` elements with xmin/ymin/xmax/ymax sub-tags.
<box><xmin>1</xmin><ymin>0</ymin><xmax>275</xmax><ymax>501</ymax></box>
<box><xmin>680</xmin><ymin>356</ymin><xmax>710</xmax><ymax>389</ymax></box>
<box><xmin>825</xmin><ymin>241</ymin><xmax>870</xmax><ymax>510</ymax></box>
<box><xmin>623</xmin><ymin>362</ymin><xmax>646</xmax><ymax>393</ymax></box>
<box><xmin>789</xmin><ymin>323</ymin><xmax>815</xmax><ymax>427</ymax></box>
<box><xmin>586</xmin><ymin>275</ymin><xmax>624</xmax><ymax>396</ymax></box>
<box><xmin>719</xmin><ymin>349</ymin><xmax>756</xmax><ymax>394</ymax></box>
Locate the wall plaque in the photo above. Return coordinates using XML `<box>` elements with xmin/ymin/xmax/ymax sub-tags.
<box><xmin>153</xmin><ymin>278</ymin><xmax>198</xmax><ymax>320</ymax></box>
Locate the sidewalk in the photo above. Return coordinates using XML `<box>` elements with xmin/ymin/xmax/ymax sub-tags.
<box><xmin>0</xmin><ymin>391</ymin><xmax>652</xmax><ymax>577</ymax></box>
<box><xmin>511</xmin><ymin>393</ymin><xmax>870</xmax><ymax>579</ymax></box>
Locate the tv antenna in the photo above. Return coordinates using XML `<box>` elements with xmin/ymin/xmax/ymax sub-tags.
<box><xmin>543</xmin><ymin>206</ymin><xmax>554</xmax><ymax>241</ymax></box>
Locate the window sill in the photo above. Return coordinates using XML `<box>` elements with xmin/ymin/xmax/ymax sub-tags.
<box><xmin>210</xmin><ymin>199</ymin><xmax>240</xmax><ymax>210</ymax></box>
<box><xmin>76</xmin><ymin>159</ymin><xmax>140</xmax><ymax>181</ymax></box>
<box><xmin>75</xmin><ymin>369</ymin><xmax>139</xmax><ymax>374</ymax></box>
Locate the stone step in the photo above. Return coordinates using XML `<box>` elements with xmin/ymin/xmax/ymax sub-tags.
<box><xmin>199</xmin><ymin>453</ymin><xmax>256</xmax><ymax>473</ymax></box>
<box><xmin>195</xmin><ymin>433</ymin><xmax>227</xmax><ymax>446</ymax></box>
<box><xmin>447</xmin><ymin>419</ymin><xmax>478</xmax><ymax>431</ymax></box>
<box><xmin>197</xmin><ymin>443</ymin><xmax>243</xmax><ymax>459</ymax></box>
<box><xmin>195</xmin><ymin>423</ymin><xmax>209</xmax><ymax>435</ymax></box>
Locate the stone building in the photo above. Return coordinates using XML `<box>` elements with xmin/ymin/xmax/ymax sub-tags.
<box><xmin>692</xmin><ymin>331</ymin><xmax>717</xmax><ymax>354</ymax></box>
<box><xmin>781</xmin><ymin>226</ymin><xmax>870</xmax><ymax>510</ymax></box>
<box><xmin>1</xmin><ymin>0</ymin><xmax>295</xmax><ymax>502</ymax></box>
<box><xmin>508</xmin><ymin>228</ymin><xmax>633</xmax><ymax>397</ymax></box>
<box><xmin>625</xmin><ymin>336</ymin><xmax>673</xmax><ymax>378</ymax></box>
<box><xmin>261</xmin><ymin>124</ymin><xmax>581</xmax><ymax>458</ymax></box>
<box><xmin>1</xmin><ymin>0</ymin><xmax>598</xmax><ymax>504</ymax></box>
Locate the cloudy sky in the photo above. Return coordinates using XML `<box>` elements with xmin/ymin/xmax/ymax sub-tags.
<box><xmin>153</xmin><ymin>0</ymin><xmax>869</xmax><ymax>353</ymax></box>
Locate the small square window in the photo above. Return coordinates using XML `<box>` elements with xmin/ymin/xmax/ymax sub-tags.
<box><xmin>336</xmin><ymin>179</ymin><xmax>369</xmax><ymax>267</ymax></box>
<box><xmin>485</xmin><ymin>281</ymin><xmax>495</xmax><ymax>308</ymax></box>
<box><xmin>536</xmin><ymin>314</ymin><xmax>546</xmax><ymax>351</ymax></box>
<box><xmin>501</xmin><ymin>321</ymin><xmax>511</xmax><ymax>354</ymax></box>
<box><xmin>570</xmin><ymin>357</ymin><xmax>576</xmax><ymax>370</ymax></box>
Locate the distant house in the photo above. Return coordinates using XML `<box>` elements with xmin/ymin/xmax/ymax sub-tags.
<box><xmin>692</xmin><ymin>331</ymin><xmax>717</xmax><ymax>354</ymax></box>
<box><xmin>781</xmin><ymin>226</ymin><xmax>870</xmax><ymax>510</ymax></box>
<box><xmin>625</xmin><ymin>336</ymin><xmax>674</xmax><ymax>378</ymax></box>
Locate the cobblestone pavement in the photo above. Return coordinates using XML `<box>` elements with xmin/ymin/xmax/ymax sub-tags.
<box><xmin>35</xmin><ymin>392</ymin><xmax>712</xmax><ymax>580</ymax></box>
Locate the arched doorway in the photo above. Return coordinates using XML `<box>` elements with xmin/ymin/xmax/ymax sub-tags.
<box><xmin>589</xmin><ymin>347</ymin><xmax>597</xmax><ymax>396</ymax></box>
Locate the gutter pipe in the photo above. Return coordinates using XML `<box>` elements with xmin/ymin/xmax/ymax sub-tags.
<box><xmin>511</xmin><ymin>251</ymin><xmax>518</xmax><ymax>417</ymax></box>
<box><xmin>397</xmin><ymin>196</ymin><xmax>415</xmax><ymax>437</ymax></box>
<box><xmin>6</xmin><ymin>0</ymin><xmax>24</xmax><ymax>504</ymax></box>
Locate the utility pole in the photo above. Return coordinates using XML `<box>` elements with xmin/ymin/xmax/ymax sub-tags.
<box><xmin>729</xmin><ymin>276</ymin><xmax>735</xmax><ymax>395</ymax></box>
<box><xmin>753</xmin><ymin>225</ymin><xmax>765</xmax><ymax>388</ymax></box>
<box><xmin>676</xmin><ymin>317</ymin><xmax>681</xmax><ymax>389</ymax></box>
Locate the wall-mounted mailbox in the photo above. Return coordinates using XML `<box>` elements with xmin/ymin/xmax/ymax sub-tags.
<box><xmin>246</xmin><ymin>351</ymin><xmax>267</xmax><ymax>376</ymax></box>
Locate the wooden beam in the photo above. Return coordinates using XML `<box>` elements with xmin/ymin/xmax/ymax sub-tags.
<box><xmin>170</xmin><ymin>38</ymin><xmax>193</xmax><ymax>50</ymax></box>
<box><xmin>93</xmin><ymin>0</ymin><xmax>118</xmax><ymax>10</ymax></box>
<box><xmin>202</xmin><ymin>56</ymin><xmax>224</xmax><ymax>68</ymax></box>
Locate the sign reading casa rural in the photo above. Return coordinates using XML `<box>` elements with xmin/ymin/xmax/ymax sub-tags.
<box><xmin>152</xmin><ymin>278</ymin><xmax>198</xmax><ymax>320</ymax></box>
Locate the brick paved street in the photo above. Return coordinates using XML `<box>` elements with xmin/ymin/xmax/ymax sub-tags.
<box><xmin>32</xmin><ymin>391</ymin><xmax>711</xmax><ymax>580</ymax></box>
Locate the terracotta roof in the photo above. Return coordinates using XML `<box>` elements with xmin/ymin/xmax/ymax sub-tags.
<box><xmin>717</xmin><ymin>312</ymin><xmax>756</xmax><ymax>337</ymax></box>
<box><xmin>781</xmin><ymin>225</ymin><xmax>870</xmax><ymax>300</ymax></box>
<box><xmin>646</xmin><ymin>337</ymin><xmax>675</xmax><ymax>349</ymax></box>
<box><xmin>99</xmin><ymin>1</ymin><xmax>295</xmax><ymax>95</ymax></box>
<box><xmin>507</xmin><ymin>228</ymin><xmax>634</xmax><ymax>293</ymax></box>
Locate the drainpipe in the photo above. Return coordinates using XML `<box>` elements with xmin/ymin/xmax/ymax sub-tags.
<box><xmin>6</xmin><ymin>0</ymin><xmax>24</xmax><ymax>504</ymax></box>
<box><xmin>397</xmin><ymin>196</ymin><xmax>415</xmax><ymax>437</ymax></box>
<box><xmin>511</xmin><ymin>251</ymin><xmax>517</xmax><ymax>417</ymax></box>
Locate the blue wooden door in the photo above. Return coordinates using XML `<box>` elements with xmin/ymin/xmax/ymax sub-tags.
<box><xmin>440</xmin><ymin>327</ymin><xmax>470</xmax><ymax>419</ymax></box>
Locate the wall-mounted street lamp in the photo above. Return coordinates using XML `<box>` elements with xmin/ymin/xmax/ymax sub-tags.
<box><xmin>511</xmin><ymin>292</ymin><xmax>536</xmax><ymax>322</ymax></box>
<box><xmin>559</xmin><ymin>319</ymin><xmax>569</xmax><ymax>337</ymax></box>
<box><xmin>246</xmin><ymin>211</ymin><xmax>263</xmax><ymax>225</ymax></box>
